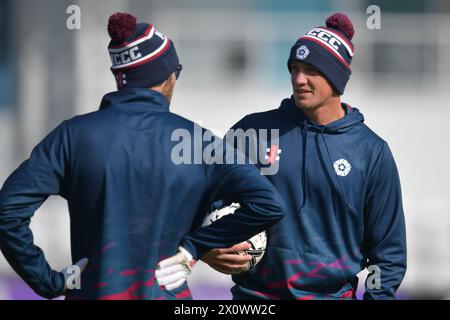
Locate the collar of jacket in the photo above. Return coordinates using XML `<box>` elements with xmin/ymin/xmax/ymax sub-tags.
<box><xmin>279</xmin><ymin>95</ymin><xmax>364</xmax><ymax>134</ymax></box>
<box><xmin>99</xmin><ymin>88</ymin><xmax>170</xmax><ymax>111</ymax></box>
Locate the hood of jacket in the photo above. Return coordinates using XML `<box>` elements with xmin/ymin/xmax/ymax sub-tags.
<box><xmin>280</xmin><ymin>96</ymin><xmax>364</xmax><ymax>134</ymax></box>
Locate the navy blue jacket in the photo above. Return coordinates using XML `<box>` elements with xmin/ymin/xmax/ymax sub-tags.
<box><xmin>0</xmin><ymin>88</ymin><xmax>284</xmax><ymax>300</ymax></box>
<box><xmin>229</xmin><ymin>97</ymin><xmax>406</xmax><ymax>300</ymax></box>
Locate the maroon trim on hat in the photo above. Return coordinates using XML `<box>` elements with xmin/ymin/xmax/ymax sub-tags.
<box><xmin>320</xmin><ymin>26</ymin><xmax>354</xmax><ymax>51</ymax></box>
<box><xmin>111</xmin><ymin>39</ymin><xmax>172</xmax><ymax>71</ymax></box>
<box><xmin>108</xmin><ymin>25</ymin><xmax>154</xmax><ymax>49</ymax></box>
<box><xmin>302</xmin><ymin>37</ymin><xmax>350</xmax><ymax>69</ymax></box>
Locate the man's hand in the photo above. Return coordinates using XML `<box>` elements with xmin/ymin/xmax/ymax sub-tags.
<box><xmin>155</xmin><ymin>247</ymin><xmax>196</xmax><ymax>291</ymax></box>
<box><xmin>60</xmin><ymin>258</ymin><xmax>89</xmax><ymax>295</ymax></box>
<box><xmin>201</xmin><ymin>242</ymin><xmax>252</xmax><ymax>275</ymax></box>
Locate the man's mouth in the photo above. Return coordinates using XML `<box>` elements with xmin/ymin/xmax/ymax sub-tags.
<box><xmin>296</xmin><ymin>89</ymin><xmax>312</xmax><ymax>94</ymax></box>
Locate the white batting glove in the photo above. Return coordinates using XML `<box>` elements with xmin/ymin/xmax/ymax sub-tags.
<box><xmin>60</xmin><ymin>258</ymin><xmax>89</xmax><ymax>294</ymax></box>
<box><xmin>155</xmin><ymin>247</ymin><xmax>196</xmax><ymax>291</ymax></box>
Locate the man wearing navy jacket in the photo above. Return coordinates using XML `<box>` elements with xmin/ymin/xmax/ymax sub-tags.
<box><xmin>0</xmin><ymin>13</ymin><xmax>285</xmax><ymax>300</ymax></box>
<box><xmin>202</xmin><ymin>13</ymin><xmax>407</xmax><ymax>300</ymax></box>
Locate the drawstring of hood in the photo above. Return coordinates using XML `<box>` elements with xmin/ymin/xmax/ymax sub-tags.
<box><xmin>320</xmin><ymin>128</ymin><xmax>352</xmax><ymax>210</ymax></box>
<box><xmin>301</xmin><ymin>120</ymin><xmax>308</xmax><ymax>211</ymax></box>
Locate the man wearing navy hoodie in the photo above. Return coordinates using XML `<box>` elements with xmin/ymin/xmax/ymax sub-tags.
<box><xmin>202</xmin><ymin>13</ymin><xmax>407</xmax><ymax>300</ymax></box>
<box><xmin>0</xmin><ymin>13</ymin><xmax>285</xmax><ymax>300</ymax></box>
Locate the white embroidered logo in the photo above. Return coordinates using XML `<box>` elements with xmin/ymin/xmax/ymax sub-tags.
<box><xmin>264</xmin><ymin>145</ymin><xmax>282</xmax><ymax>164</ymax></box>
<box><xmin>333</xmin><ymin>159</ymin><xmax>351</xmax><ymax>177</ymax></box>
<box><xmin>296</xmin><ymin>45</ymin><xmax>310</xmax><ymax>60</ymax></box>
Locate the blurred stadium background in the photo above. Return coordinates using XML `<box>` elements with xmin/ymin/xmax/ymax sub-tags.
<box><xmin>1</xmin><ymin>0</ymin><xmax>449</xmax><ymax>300</ymax></box>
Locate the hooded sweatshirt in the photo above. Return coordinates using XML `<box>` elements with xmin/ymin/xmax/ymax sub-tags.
<box><xmin>229</xmin><ymin>96</ymin><xmax>406</xmax><ymax>300</ymax></box>
<box><xmin>0</xmin><ymin>88</ymin><xmax>285</xmax><ymax>300</ymax></box>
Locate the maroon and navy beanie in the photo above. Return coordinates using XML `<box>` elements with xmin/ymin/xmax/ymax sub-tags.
<box><xmin>107</xmin><ymin>12</ymin><xmax>179</xmax><ymax>89</ymax></box>
<box><xmin>287</xmin><ymin>13</ymin><xmax>355</xmax><ymax>95</ymax></box>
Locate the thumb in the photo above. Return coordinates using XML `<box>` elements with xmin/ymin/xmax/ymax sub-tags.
<box><xmin>61</xmin><ymin>257</ymin><xmax>89</xmax><ymax>275</ymax></box>
<box><xmin>226</xmin><ymin>241</ymin><xmax>252</xmax><ymax>253</ymax></box>
<box><xmin>76</xmin><ymin>258</ymin><xmax>89</xmax><ymax>272</ymax></box>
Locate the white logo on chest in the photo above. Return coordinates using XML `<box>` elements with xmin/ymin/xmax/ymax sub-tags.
<box><xmin>333</xmin><ymin>159</ymin><xmax>351</xmax><ymax>176</ymax></box>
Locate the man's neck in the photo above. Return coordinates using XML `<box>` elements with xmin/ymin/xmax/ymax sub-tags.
<box><xmin>149</xmin><ymin>85</ymin><xmax>171</xmax><ymax>104</ymax></box>
<box><xmin>299</xmin><ymin>97</ymin><xmax>344</xmax><ymax>126</ymax></box>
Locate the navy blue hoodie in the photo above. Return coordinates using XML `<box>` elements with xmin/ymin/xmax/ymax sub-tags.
<box><xmin>0</xmin><ymin>88</ymin><xmax>285</xmax><ymax>300</ymax></box>
<box><xmin>229</xmin><ymin>97</ymin><xmax>406</xmax><ymax>300</ymax></box>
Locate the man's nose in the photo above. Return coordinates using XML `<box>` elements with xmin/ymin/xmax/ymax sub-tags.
<box><xmin>293</xmin><ymin>71</ymin><xmax>307</xmax><ymax>86</ymax></box>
